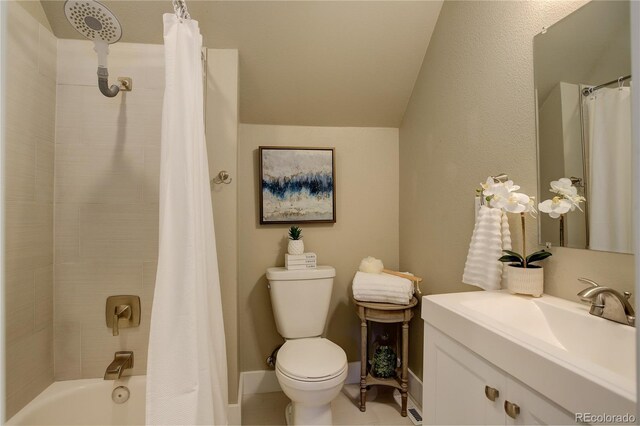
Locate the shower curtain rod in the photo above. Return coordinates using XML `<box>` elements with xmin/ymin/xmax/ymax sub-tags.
<box><xmin>172</xmin><ymin>0</ymin><xmax>190</xmax><ymax>20</ymax></box>
<box><xmin>582</xmin><ymin>74</ymin><xmax>632</xmax><ymax>96</ymax></box>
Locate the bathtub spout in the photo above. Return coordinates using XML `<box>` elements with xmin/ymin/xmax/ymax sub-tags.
<box><xmin>104</xmin><ymin>351</ymin><xmax>134</xmax><ymax>380</ymax></box>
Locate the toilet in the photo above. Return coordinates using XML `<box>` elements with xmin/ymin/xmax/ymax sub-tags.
<box><xmin>266</xmin><ymin>266</ymin><xmax>347</xmax><ymax>425</ymax></box>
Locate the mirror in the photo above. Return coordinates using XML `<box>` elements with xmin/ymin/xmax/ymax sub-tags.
<box><xmin>534</xmin><ymin>0</ymin><xmax>632</xmax><ymax>254</ymax></box>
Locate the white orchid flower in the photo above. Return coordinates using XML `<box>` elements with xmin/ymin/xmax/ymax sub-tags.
<box><xmin>481</xmin><ymin>177</ymin><xmax>501</xmax><ymax>197</ymax></box>
<box><xmin>550</xmin><ymin>178</ymin><xmax>578</xmax><ymax>198</ymax></box>
<box><xmin>480</xmin><ymin>176</ymin><xmax>542</xmax><ymax>266</ymax></box>
<box><xmin>490</xmin><ymin>186</ymin><xmax>535</xmax><ymax>214</ymax></box>
<box><xmin>543</xmin><ymin>178</ymin><xmax>586</xmax><ymax>215</ymax></box>
<box><xmin>502</xmin><ymin>180</ymin><xmax>521</xmax><ymax>193</ymax></box>
<box><xmin>482</xmin><ymin>177</ymin><xmax>521</xmax><ymax>200</ymax></box>
<box><xmin>539</xmin><ymin>196</ymin><xmax>572</xmax><ymax>218</ymax></box>
<box><xmin>568</xmin><ymin>193</ymin><xmax>586</xmax><ymax>211</ymax></box>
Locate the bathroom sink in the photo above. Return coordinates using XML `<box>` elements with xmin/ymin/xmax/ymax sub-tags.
<box><xmin>422</xmin><ymin>290</ymin><xmax>636</xmax><ymax>416</ymax></box>
<box><xmin>460</xmin><ymin>293</ymin><xmax>635</xmax><ymax>378</ymax></box>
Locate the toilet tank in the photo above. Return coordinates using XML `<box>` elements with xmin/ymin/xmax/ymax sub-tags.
<box><xmin>266</xmin><ymin>266</ymin><xmax>336</xmax><ymax>339</ymax></box>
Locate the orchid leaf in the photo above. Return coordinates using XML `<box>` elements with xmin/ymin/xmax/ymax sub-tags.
<box><xmin>501</xmin><ymin>250</ymin><xmax>525</xmax><ymax>262</ymax></box>
<box><xmin>498</xmin><ymin>255</ymin><xmax>523</xmax><ymax>265</ymax></box>
<box><xmin>525</xmin><ymin>250</ymin><xmax>552</xmax><ymax>265</ymax></box>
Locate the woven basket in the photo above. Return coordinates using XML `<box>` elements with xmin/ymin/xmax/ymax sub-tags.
<box><xmin>506</xmin><ymin>265</ymin><xmax>543</xmax><ymax>297</ymax></box>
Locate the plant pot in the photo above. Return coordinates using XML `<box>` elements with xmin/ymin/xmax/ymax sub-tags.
<box><xmin>506</xmin><ymin>265</ymin><xmax>543</xmax><ymax>297</ymax></box>
<box><xmin>288</xmin><ymin>239</ymin><xmax>304</xmax><ymax>255</ymax></box>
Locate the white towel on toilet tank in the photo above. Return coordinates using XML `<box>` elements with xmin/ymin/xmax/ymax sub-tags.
<box><xmin>352</xmin><ymin>272</ymin><xmax>413</xmax><ymax>305</ymax></box>
<box><xmin>462</xmin><ymin>205</ymin><xmax>512</xmax><ymax>291</ymax></box>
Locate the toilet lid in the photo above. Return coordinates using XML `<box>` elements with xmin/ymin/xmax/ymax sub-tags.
<box><xmin>276</xmin><ymin>338</ymin><xmax>347</xmax><ymax>382</ymax></box>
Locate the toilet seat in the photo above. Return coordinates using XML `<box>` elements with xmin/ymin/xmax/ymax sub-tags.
<box><xmin>276</xmin><ymin>338</ymin><xmax>347</xmax><ymax>382</ymax></box>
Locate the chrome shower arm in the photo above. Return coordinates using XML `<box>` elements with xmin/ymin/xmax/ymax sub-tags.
<box><xmin>97</xmin><ymin>67</ymin><xmax>120</xmax><ymax>98</ymax></box>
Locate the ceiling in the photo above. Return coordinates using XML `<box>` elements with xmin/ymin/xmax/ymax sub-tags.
<box><xmin>40</xmin><ymin>0</ymin><xmax>443</xmax><ymax>127</ymax></box>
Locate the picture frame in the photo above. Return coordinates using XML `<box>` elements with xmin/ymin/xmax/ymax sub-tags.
<box><xmin>259</xmin><ymin>146</ymin><xmax>336</xmax><ymax>224</ymax></box>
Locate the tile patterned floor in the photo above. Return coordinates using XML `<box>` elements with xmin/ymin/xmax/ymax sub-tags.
<box><xmin>242</xmin><ymin>384</ymin><xmax>415</xmax><ymax>425</ymax></box>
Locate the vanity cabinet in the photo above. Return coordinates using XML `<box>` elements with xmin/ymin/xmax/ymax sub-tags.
<box><xmin>424</xmin><ymin>324</ymin><xmax>576</xmax><ymax>425</ymax></box>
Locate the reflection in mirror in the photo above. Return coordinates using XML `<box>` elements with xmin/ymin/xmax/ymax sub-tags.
<box><xmin>534</xmin><ymin>0</ymin><xmax>631</xmax><ymax>254</ymax></box>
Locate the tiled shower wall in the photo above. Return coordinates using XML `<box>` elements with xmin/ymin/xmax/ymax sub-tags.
<box><xmin>4</xmin><ymin>1</ymin><xmax>57</xmax><ymax>418</ymax></box>
<box><xmin>53</xmin><ymin>39</ymin><xmax>164</xmax><ymax>379</ymax></box>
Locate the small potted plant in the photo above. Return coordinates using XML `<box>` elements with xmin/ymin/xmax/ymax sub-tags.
<box><xmin>482</xmin><ymin>177</ymin><xmax>551</xmax><ymax>297</ymax></box>
<box><xmin>287</xmin><ymin>226</ymin><xmax>304</xmax><ymax>255</ymax></box>
<box><xmin>498</xmin><ymin>250</ymin><xmax>552</xmax><ymax>297</ymax></box>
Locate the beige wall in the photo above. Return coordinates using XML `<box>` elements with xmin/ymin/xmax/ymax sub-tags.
<box><xmin>206</xmin><ymin>49</ymin><xmax>240</xmax><ymax>404</ymax></box>
<box><xmin>4</xmin><ymin>1</ymin><xmax>57</xmax><ymax>418</ymax></box>
<box><xmin>399</xmin><ymin>0</ymin><xmax>634</xmax><ymax>379</ymax></box>
<box><xmin>238</xmin><ymin>124</ymin><xmax>399</xmax><ymax>371</ymax></box>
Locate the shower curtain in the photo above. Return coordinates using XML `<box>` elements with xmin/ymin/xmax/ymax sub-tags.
<box><xmin>584</xmin><ymin>86</ymin><xmax>632</xmax><ymax>253</ymax></box>
<box><xmin>146</xmin><ymin>14</ymin><xmax>228</xmax><ymax>425</ymax></box>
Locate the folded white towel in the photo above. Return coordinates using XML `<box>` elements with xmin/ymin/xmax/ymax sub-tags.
<box><xmin>352</xmin><ymin>293</ymin><xmax>412</xmax><ymax>305</ymax></box>
<box><xmin>462</xmin><ymin>206</ymin><xmax>512</xmax><ymax>291</ymax></box>
<box><xmin>352</xmin><ymin>271</ymin><xmax>413</xmax><ymax>305</ymax></box>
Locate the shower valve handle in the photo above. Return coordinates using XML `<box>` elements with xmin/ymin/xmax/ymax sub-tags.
<box><xmin>112</xmin><ymin>305</ymin><xmax>132</xmax><ymax>336</ymax></box>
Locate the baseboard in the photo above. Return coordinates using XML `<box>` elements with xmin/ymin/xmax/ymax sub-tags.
<box><xmin>407</xmin><ymin>368</ymin><xmax>423</xmax><ymax>410</ymax></box>
<box><xmin>241</xmin><ymin>362</ymin><xmax>423</xmax><ymax>409</ymax></box>
<box><xmin>346</xmin><ymin>361</ymin><xmax>361</xmax><ymax>385</ymax></box>
<box><xmin>241</xmin><ymin>368</ymin><xmax>281</xmax><ymax>394</ymax></box>
<box><xmin>228</xmin><ymin>374</ymin><xmax>243</xmax><ymax>425</ymax></box>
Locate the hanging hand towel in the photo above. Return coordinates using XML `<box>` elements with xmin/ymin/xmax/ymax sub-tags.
<box><xmin>462</xmin><ymin>205</ymin><xmax>512</xmax><ymax>291</ymax></box>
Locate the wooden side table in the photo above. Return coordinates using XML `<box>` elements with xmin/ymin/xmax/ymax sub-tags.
<box><xmin>354</xmin><ymin>297</ymin><xmax>418</xmax><ymax>417</ymax></box>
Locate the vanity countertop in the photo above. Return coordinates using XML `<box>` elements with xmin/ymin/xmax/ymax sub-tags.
<box><xmin>422</xmin><ymin>290</ymin><xmax>636</xmax><ymax>416</ymax></box>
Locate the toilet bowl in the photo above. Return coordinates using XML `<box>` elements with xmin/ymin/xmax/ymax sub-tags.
<box><xmin>276</xmin><ymin>338</ymin><xmax>347</xmax><ymax>425</ymax></box>
<box><xmin>266</xmin><ymin>266</ymin><xmax>347</xmax><ymax>425</ymax></box>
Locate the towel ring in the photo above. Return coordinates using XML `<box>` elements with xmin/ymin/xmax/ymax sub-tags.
<box><xmin>212</xmin><ymin>170</ymin><xmax>232</xmax><ymax>185</ymax></box>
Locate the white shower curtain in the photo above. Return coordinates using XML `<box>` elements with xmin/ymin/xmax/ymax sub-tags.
<box><xmin>146</xmin><ymin>14</ymin><xmax>228</xmax><ymax>425</ymax></box>
<box><xmin>584</xmin><ymin>86</ymin><xmax>632</xmax><ymax>253</ymax></box>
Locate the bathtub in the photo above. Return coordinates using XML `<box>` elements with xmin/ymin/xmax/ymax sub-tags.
<box><xmin>7</xmin><ymin>376</ymin><xmax>146</xmax><ymax>425</ymax></box>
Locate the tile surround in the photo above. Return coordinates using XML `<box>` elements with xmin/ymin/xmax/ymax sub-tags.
<box><xmin>5</xmin><ymin>8</ymin><xmax>237</xmax><ymax>419</ymax></box>
<box><xmin>4</xmin><ymin>1</ymin><xmax>57</xmax><ymax>418</ymax></box>
<box><xmin>53</xmin><ymin>39</ymin><xmax>164</xmax><ymax>380</ymax></box>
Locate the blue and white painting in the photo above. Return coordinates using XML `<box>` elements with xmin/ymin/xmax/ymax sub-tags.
<box><xmin>260</xmin><ymin>148</ymin><xmax>335</xmax><ymax>223</ymax></box>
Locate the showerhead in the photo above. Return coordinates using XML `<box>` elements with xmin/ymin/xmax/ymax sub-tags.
<box><xmin>63</xmin><ymin>0</ymin><xmax>125</xmax><ymax>97</ymax></box>
<box><xmin>64</xmin><ymin>0</ymin><xmax>122</xmax><ymax>44</ymax></box>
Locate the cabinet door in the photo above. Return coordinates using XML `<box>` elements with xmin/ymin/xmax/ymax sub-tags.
<box><xmin>424</xmin><ymin>324</ymin><xmax>506</xmax><ymax>425</ymax></box>
<box><xmin>504</xmin><ymin>378</ymin><xmax>576</xmax><ymax>425</ymax></box>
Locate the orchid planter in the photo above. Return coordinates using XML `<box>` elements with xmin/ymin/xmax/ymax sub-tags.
<box><xmin>506</xmin><ymin>265</ymin><xmax>543</xmax><ymax>297</ymax></box>
<box><xmin>481</xmin><ymin>176</ymin><xmax>553</xmax><ymax>297</ymax></box>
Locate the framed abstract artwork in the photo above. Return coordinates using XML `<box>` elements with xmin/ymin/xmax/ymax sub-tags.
<box><xmin>259</xmin><ymin>146</ymin><xmax>336</xmax><ymax>224</ymax></box>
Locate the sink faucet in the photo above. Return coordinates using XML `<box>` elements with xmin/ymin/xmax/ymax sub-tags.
<box><xmin>104</xmin><ymin>351</ymin><xmax>134</xmax><ymax>380</ymax></box>
<box><xmin>577</xmin><ymin>278</ymin><xmax>635</xmax><ymax>327</ymax></box>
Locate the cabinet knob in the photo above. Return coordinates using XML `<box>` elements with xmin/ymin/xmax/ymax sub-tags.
<box><xmin>484</xmin><ymin>385</ymin><xmax>499</xmax><ymax>402</ymax></box>
<box><xmin>504</xmin><ymin>400</ymin><xmax>520</xmax><ymax>419</ymax></box>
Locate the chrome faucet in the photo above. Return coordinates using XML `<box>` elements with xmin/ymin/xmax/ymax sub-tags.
<box><xmin>104</xmin><ymin>351</ymin><xmax>134</xmax><ymax>380</ymax></box>
<box><xmin>577</xmin><ymin>278</ymin><xmax>635</xmax><ymax>327</ymax></box>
